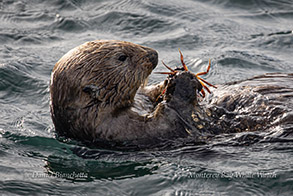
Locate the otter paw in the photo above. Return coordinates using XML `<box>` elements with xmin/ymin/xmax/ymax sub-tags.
<box><xmin>167</xmin><ymin>72</ymin><xmax>202</xmax><ymax>102</ymax></box>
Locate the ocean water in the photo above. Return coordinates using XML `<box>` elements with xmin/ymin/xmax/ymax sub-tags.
<box><xmin>0</xmin><ymin>0</ymin><xmax>293</xmax><ymax>195</ymax></box>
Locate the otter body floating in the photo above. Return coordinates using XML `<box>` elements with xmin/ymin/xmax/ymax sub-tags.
<box><xmin>50</xmin><ymin>40</ymin><xmax>293</xmax><ymax>149</ymax></box>
<box><xmin>50</xmin><ymin>40</ymin><xmax>207</xmax><ymax>148</ymax></box>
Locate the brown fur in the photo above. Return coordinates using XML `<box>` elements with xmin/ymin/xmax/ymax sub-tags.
<box><xmin>50</xmin><ymin>40</ymin><xmax>293</xmax><ymax>148</ymax></box>
<box><xmin>50</xmin><ymin>40</ymin><xmax>202</xmax><ymax>147</ymax></box>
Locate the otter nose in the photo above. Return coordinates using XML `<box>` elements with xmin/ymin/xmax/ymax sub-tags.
<box><xmin>147</xmin><ymin>50</ymin><xmax>158</xmax><ymax>69</ymax></box>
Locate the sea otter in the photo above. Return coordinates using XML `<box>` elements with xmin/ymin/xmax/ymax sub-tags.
<box><xmin>50</xmin><ymin>40</ymin><xmax>204</xmax><ymax>148</ymax></box>
<box><xmin>50</xmin><ymin>40</ymin><xmax>293</xmax><ymax>149</ymax></box>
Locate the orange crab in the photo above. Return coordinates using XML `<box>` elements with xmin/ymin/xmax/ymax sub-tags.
<box><xmin>156</xmin><ymin>49</ymin><xmax>217</xmax><ymax>100</ymax></box>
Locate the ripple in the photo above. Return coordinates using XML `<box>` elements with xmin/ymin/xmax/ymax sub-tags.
<box><xmin>0</xmin><ymin>29</ymin><xmax>60</xmax><ymax>45</ymax></box>
<box><xmin>0</xmin><ymin>62</ymin><xmax>47</xmax><ymax>105</ymax></box>
<box><xmin>46</xmin><ymin>148</ymin><xmax>160</xmax><ymax>181</ymax></box>
<box><xmin>87</xmin><ymin>11</ymin><xmax>175</xmax><ymax>37</ymax></box>
<box><xmin>0</xmin><ymin>0</ymin><xmax>293</xmax><ymax>195</ymax></box>
<box><xmin>50</xmin><ymin>15</ymin><xmax>90</xmax><ymax>32</ymax></box>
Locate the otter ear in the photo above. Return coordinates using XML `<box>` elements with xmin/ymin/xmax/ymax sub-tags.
<box><xmin>83</xmin><ymin>84</ymin><xmax>102</xmax><ymax>101</ymax></box>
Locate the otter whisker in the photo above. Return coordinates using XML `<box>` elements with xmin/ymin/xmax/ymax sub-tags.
<box><xmin>141</xmin><ymin>76</ymin><xmax>149</xmax><ymax>87</ymax></box>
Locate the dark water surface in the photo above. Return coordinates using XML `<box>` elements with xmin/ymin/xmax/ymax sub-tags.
<box><xmin>1</xmin><ymin>0</ymin><xmax>293</xmax><ymax>195</ymax></box>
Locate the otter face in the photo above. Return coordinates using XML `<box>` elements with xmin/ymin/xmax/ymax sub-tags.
<box><xmin>83</xmin><ymin>40</ymin><xmax>158</xmax><ymax>109</ymax></box>
<box><xmin>51</xmin><ymin>40</ymin><xmax>158</xmax><ymax>113</ymax></box>
<box><xmin>96</xmin><ymin>41</ymin><xmax>158</xmax><ymax>73</ymax></box>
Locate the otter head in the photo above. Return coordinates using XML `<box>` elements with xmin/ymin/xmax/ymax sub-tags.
<box><xmin>50</xmin><ymin>40</ymin><xmax>158</xmax><ymax>139</ymax></box>
<box><xmin>51</xmin><ymin>40</ymin><xmax>158</xmax><ymax>110</ymax></box>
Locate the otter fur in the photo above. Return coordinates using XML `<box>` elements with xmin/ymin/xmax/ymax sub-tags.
<box><xmin>50</xmin><ymin>40</ymin><xmax>207</xmax><ymax>148</ymax></box>
<box><xmin>50</xmin><ymin>40</ymin><xmax>293</xmax><ymax>148</ymax></box>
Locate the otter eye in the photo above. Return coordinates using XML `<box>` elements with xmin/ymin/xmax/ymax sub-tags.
<box><xmin>118</xmin><ymin>55</ymin><xmax>128</xmax><ymax>62</ymax></box>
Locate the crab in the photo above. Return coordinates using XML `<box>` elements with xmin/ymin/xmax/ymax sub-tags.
<box><xmin>156</xmin><ymin>49</ymin><xmax>217</xmax><ymax>100</ymax></box>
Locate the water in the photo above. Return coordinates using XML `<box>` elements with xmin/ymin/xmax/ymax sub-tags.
<box><xmin>1</xmin><ymin>0</ymin><xmax>293</xmax><ymax>195</ymax></box>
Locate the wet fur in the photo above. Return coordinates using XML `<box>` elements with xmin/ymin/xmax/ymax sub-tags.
<box><xmin>50</xmin><ymin>40</ymin><xmax>204</xmax><ymax>147</ymax></box>
<box><xmin>50</xmin><ymin>40</ymin><xmax>293</xmax><ymax>149</ymax></box>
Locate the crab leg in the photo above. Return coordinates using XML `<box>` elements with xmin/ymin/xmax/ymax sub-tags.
<box><xmin>197</xmin><ymin>76</ymin><xmax>217</xmax><ymax>88</ymax></box>
<box><xmin>156</xmin><ymin>88</ymin><xmax>167</xmax><ymax>102</ymax></box>
<box><xmin>156</xmin><ymin>51</ymin><xmax>216</xmax><ymax>101</ymax></box>
<box><xmin>199</xmin><ymin>80</ymin><xmax>211</xmax><ymax>94</ymax></box>
<box><xmin>200</xmin><ymin>88</ymin><xmax>206</xmax><ymax>98</ymax></box>
<box><xmin>178</xmin><ymin>48</ymin><xmax>189</xmax><ymax>71</ymax></box>
<box><xmin>196</xmin><ymin>59</ymin><xmax>211</xmax><ymax>76</ymax></box>
<box><xmin>162</xmin><ymin>61</ymin><xmax>176</xmax><ymax>72</ymax></box>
